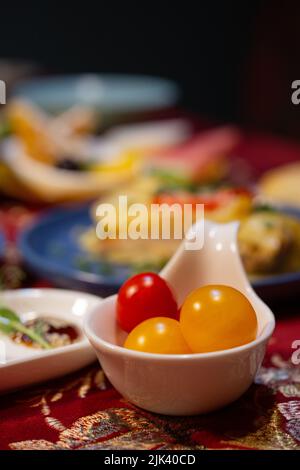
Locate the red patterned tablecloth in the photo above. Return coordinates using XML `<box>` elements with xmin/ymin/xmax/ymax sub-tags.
<box><xmin>0</xmin><ymin>130</ymin><xmax>300</xmax><ymax>450</ymax></box>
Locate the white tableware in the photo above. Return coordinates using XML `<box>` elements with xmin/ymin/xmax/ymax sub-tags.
<box><xmin>0</xmin><ymin>288</ymin><xmax>102</xmax><ymax>393</ymax></box>
<box><xmin>106</xmin><ymin>119</ymin><xmax>190</xmax><ymax>150</ymax></box>
<box><xmin>84</xmin><ymin>220</ymin><xmax>275</xmax><ymax>416</ymax></box>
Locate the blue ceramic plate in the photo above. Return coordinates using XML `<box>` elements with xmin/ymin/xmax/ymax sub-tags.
<box><xmin>19</xmin><ymin>204</ymin><xmax>130</xmax><ymax>297</ymax></box>
<box><xmin>19</xmin><ymin>205</ymin><xmax>300</xmax><ymax>300</ymax></box>
<box><xmin>12</xmin><ymin>74</ymin><xmax>179</xmax><ymax>116</ymax></box>
<box><xmin>0</xmin><ymin>231</ymin><xmax>5</xmax><ymax>259</ymax></box>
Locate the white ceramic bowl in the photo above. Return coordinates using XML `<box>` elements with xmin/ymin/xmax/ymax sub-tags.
<box><xmin>84</xmin><ymin>221</ymin><xmax>275</xmax><ymax>415</ymax></box>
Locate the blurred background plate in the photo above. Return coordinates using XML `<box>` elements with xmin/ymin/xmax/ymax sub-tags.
<box><xmin>19</xmin><ymin>205</ymin><xmax>127</xmax><ymax>297</ymax></box>
<box><xmin>19</xmin><ymin>204</ymin><xmax>300</xmax><ymax>301</ymax></box>
<box><xmin>0</xmin><ymin>231</ymin><xmax>5</xmax><ymax>259</ymax></box>
<box><xmin>12</xmin><ymin>74</ymin><xmax>180</xmax><ymax>124</ymax></box>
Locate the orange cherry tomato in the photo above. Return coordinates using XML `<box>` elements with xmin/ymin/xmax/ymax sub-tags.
<box><xmin>180</xmin><ymin>285</ymin><xmax>257</xmax><ymax>353</ymax></box>
<box><xmin>124</xmin><ymin>317</ymin><xmax>191</xmax><ymax>354</ymax></box>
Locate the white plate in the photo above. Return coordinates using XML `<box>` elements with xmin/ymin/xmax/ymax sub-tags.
<box><xmin>0</xmin><ymin>288</ymin><xmax>102</xmax><ymax>393</ymax></box>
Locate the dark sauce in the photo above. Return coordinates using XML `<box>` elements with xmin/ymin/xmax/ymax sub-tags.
<box><xmin>47</xmin><ymin>323</ymin><xmax>79</xmax><ymax>342</ymax></box>
<box><xmin>11</xmin><ymin>317</ymin><xmax>80</xmax><ymax>349</ymax></box>
<box><xmin>55</xmin><ymin>158</ymin><xmax>83</xmax><ymax>171</ymax></box>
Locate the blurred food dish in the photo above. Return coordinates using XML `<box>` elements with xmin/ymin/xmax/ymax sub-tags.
<box><xmin>84</xmin><ymin>183</ymin><xmax>300</xmax><ymax>279</ymax></box>
<box><xmin>82</xmin><ymin>184</ymin><xmax>252</xmax><ymax>269</ymax></box>
<box><xmin>19</xmin><ymin>196</ymin><xmax>300</xmax><ymax>300</ymax></box>
<box><xmin>259</xmin><ymin>162</ymin><xmax>300</xmax><ymax>208</ymax></box>
<box><xmin>239</xmin><ymin>210</ymin><xmax>300</xmax><ymax>275</ymax></box>
<box><xmin>12</xmin><ymin>74</ymin><xmax>180</xmax><ymax>119</ymax></box>
<box><xmin>0</xmin><ymin>101</ymin><xmax>238</xmax><ymax>202</ymax></box>
<box><xmin>1</xmin><ymin>136</ymin><xmax>138</xmax><ymax>202</ymax></box>
<box><xmin>19</xmin><ymin>204</ymin><xmax>122</xmax><ymax>296</ymax></box>
<box><xmin>0</xmin><ymin>100</ymin><xmax>189</xmax><ymax>202</ymax></box>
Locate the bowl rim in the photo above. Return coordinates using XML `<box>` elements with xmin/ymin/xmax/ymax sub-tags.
<box><xmin>84</xmin><ymin>294</ymin><xmax>276</xmax><ymax>361</ymax></box>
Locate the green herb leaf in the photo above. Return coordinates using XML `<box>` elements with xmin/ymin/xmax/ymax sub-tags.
<box><xmin>148</xmin><ymin>168</ymin><xmax>196</xmax><ymax>191</ymax></box>
<box><xmin>0</xmin><ymin>307</ymin><xmax>52</xmax><ymax>349</ymax></box>
<box><xmin>130</xmin><ymin>258</ymin><xmax>167</xmax><ymax>275</ymax></box>
<box><xmin>0</xmin><ymin>120</ymin><xmax>11</xmax><ymax>139</ymax></box>
<box><xmin>253</xmin><ymin>204</ymin><xmax>277</xmax><ymax>213</ymax></box>
<box><xmin>0</xmin><ymin>308</ymin><xmax>20</xmax><ymax>334</ymax></box>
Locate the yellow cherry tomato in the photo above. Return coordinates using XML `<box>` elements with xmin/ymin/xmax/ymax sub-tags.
<box><xmin>124</xmin><ymin>317</ymin><xmax>191</xmax><ymax>354</ymax></box>
<box><xmin>180</xmin><ymin>285</ymin><xmax>257</xmax><ymax>353</ymax></box>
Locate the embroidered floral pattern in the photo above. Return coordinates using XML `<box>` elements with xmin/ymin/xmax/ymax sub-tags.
<box><xmin>2</xmin><ymin>360</ymin><xmax>299</xmax><ymax>450</ymax></box>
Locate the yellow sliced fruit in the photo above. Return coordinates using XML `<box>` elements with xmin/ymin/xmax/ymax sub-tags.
<box><xmin>7</xmin><ymin>100</ymin><xmax>57</xmax><ymax>164</ymax></box>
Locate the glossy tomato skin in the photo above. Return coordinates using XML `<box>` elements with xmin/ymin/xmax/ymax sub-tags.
<box><xmin>180</xmin><ymin>285</ymin><xmax>257</xmax><ymax>353</ymax></box>
<box><xmin>124</xmin><ymin>317</ymin><xmax>191</xmax><ymax>354</ymax></box>
<box><xmin>117</xmin><ymin>273</ymin><xmax>178</xmax><ymax>332</ymax></box>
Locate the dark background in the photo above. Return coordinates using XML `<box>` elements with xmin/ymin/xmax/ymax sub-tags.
<box><xmin>1</xmin><ymin>0</ymin><xmax>300</xmax><ymax>137</ymax></box>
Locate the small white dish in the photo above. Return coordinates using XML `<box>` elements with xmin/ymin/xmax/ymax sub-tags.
<box><xmin>84</xmin><ymin>220</ymin><xmax>275</xmax><ymax>416</ymax></box>
<box><xmin>0</xmin><ymin>288</ymin><xmax>102</xmax><ymax>393</ymax></box>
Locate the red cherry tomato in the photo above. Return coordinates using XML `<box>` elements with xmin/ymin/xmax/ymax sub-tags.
<box><xmin>117</xmin><ymin>272</ymin><xmax>178</xmax><ymax>332</ymax></box>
